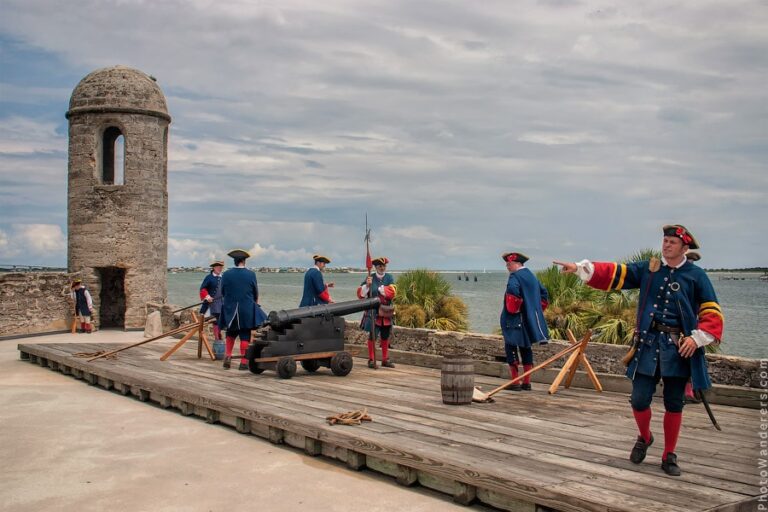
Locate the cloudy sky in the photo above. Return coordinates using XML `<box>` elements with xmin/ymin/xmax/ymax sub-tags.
<box><xmin>1</xmin><ymin>0</ymin><xmax>766</xmax><ymax>270</ymax></box>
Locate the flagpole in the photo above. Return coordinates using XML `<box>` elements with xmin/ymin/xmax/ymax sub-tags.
<box><xmin>365</xmin><ymin>214</ymin><xmax>377</xmax><ymax>369</ymax></box>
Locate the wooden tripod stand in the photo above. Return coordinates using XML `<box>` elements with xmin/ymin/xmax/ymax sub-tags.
<box><xmin>87</xmin><ymin>313</ymin><xmax>217</xmax><ymax>362</ymax></box>
<box><xmin>160</xmin><ymin>311</ymin><xmax>216</xmax><ymax>361</ymax></box>
<box><xmin>547</xmin><ymin>329</ymin><xmax>603</xmax><ymax>395</ymax></box>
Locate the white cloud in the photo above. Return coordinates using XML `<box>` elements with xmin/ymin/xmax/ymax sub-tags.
<box><xmin>0</xmin><ymin>224</ymin><xmax>65</xmax><ymax>265</ymax></box>
<box><xmin>518</xmin><ymin>131</ymin><xmax>607</xmax><ymax>146</ymax></box>
<box><xmin>0</xmin><ymin>116</ymin><xmax>66</xmax><ymax>155</ymax></box>
<box><xmin>14</xmin><ymin>224</ymin><xmax>66</xmax><ymax>253</ymax></box>
<box><xmin>0</xmin><ymin>0</ymin><xmax>766</xmax><ymax>268</ymax></box>
<box><xmin>247</xmin><ymin>243</ymin><xmax>313</xmax><ymax>263</ymax></box>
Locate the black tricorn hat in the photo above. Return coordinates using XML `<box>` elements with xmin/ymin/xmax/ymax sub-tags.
<box><xmin>662</xmin><ymin>224</ymin><xmax>699</xmax><ymax>250</ymax></box>
<box><xmin>313</xmin><ymin>254</ymin><xmax>331</xmax><ymax>264</ymax></box>
<box><xmin>686</xmin><ymin>250</ymin><xmax>701</xmax><ymax>262</ymax></box>
<box><xmin>502</xmin><ymin>252</ymin><xmax>529</xmax><ymax>264</ymax></box>
<box><xmin>227</xmin><ymin>249</ymin><xmax>250</xmax><ymax>260</ymax></box>
<box><xmin>372</xmin><ymin>256</ymin><xmax>389</xmax><ymax>266</ymax></box>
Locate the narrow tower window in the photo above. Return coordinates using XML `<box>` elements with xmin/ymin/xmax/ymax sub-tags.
<box><xmin>101</xmin><ymin>126</ymin><xmax>125</xmax><ymax>185</ymax></box>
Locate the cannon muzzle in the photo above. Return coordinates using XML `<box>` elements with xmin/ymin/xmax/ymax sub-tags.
<box><xmin>268</xmin><ymin>297</ymin><xmax>381</xmax><ymax>330</ymax></box>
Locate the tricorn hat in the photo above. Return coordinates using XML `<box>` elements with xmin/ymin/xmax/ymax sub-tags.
<box><xmin>662</xmin><ymin>224</ymin><xmax>699</xmax><ymax>250</ymax></box>
<box><xmin>686</xmin><ymin>250</ymin><xmax>701</xmax><ymax>262</ymax></box>
<box><xmin>313</xmin><ymin>254</ymin><xmax>331</xmax><ymax>264</ymax></box>
<box><xmin>210</xmin><ymin>260</ymin><xmax>225</xmax><ymax>268</ymax></box>
<box><xmin>227</xmin><ymin>249</ymin><xmax>250</xmax><ymax>260</ymax></box>
<box><xmin>372</xmin><ymin>256</ymin><xmax>389</xmax><ymax>266</ymax></box>
<box><xmin>502</xmin><ymin>252</ymin><xmax>529</xmax><ymax>264</ymax></box>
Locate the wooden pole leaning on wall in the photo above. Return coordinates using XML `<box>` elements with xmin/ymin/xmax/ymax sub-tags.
<box><xmin>547</xmin><ymin>329</ymin><xmax>603</xmax><ymax>395</ymax></box>
<box><xmin>87</xmin><ymin>315</ymin><xmax>217</xmax><ymax>362</ymax></box>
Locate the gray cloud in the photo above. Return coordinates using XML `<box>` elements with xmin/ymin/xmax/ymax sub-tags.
<box><xmin>0</xmin><ymin>0</ymin><xmax>766</xmax><ymax>268</ymax></box>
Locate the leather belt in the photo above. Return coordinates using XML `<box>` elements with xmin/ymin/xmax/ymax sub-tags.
<box><xmin>650</xmin><ymin>321</ymin><xmax>681</xmax><ymax>334</ymax></box>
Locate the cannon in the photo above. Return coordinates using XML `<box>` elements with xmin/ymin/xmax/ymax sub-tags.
<box><xmin>245</xmin><ymin>297</ymin><xmax>380</xmax><ymax>379</ymax></box>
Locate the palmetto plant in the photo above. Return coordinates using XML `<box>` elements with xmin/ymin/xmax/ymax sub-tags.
<box><xmin>395</xmin><ymin>269</ymin><xmax>469</xmax><ymax>332</ymax></box>
<box><xmin>536</xmin><ymin>249</ymin><xmax>658</xmax><ymax>345</ymax></box>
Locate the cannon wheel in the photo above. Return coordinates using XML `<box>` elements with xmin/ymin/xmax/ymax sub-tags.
<box><xmin>330</xmin><ymin>351</ymin><xmax>353</xmax><ymax>377</ymax></box>
<box><xmin>301</xmin><ymin>359</ymin><xmax>321</xmax><ymax>373</ymax></box>
<box><xmin>277</xmin><ymin>356</ymin><xmax>297</xmax><ymax>379</ymax></box>
<box><xmin>247</xmin><ymin>346</ymin><xmax>265</xmax><ymax>375</ymax></box>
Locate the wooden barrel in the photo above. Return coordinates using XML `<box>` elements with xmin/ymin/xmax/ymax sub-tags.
<box><xmin>440</xmin><ymin>356</ymin><xmax>474</xmax><ymax>405</ymax></box>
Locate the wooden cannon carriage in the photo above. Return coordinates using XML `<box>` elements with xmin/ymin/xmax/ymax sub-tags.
<box><xmin>246</xmin><ymin>297</ymin><xmax>380</xmax><ymax>379</ymax></box>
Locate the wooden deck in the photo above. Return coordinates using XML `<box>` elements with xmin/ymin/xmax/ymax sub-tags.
<box><xmin>18</xmin><ymin>341</ymin><xmax>760</xmax><ymax>512</ymax></box>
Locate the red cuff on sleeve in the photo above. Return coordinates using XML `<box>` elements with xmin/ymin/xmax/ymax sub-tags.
<box><xmin>319</xmin><ymin>288</ymin><xmax>331</xmax><ymax>303</ymax></box>
<box><xmin>505</xmin><ymin>293</ymin><xmax>523</xmax><ymax>314</ymax></box>
<box><xmin>199</xmin><ymin>289</ymin><xmax>209</xmax><ymax>301</ymax></box>
<box><xmin>587</xmin><ymin>262</ymin><xmax>618</xmax><ymax>291</ymax></box>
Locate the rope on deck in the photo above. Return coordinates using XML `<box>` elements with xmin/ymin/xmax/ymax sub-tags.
<box><xmin>326</xmin><ymin>408</ymin><xmax>372</xmax><ymax>426</ymax></box>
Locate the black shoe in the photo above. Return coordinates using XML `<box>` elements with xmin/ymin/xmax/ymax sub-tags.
<box><xmin>223</xmin><ymin>357</ymin><xmax>231</xmax><ymax>369</ymax></box>
<box><xmin>368</xmin><ymin>360</ymin><xmax>376</xmax><ymax>368</ymax></box>
<box><xmin>661</xmin><ymin>453</ymin><xmax>681</xmax><ymax>476</ymax></box>
<box><xmin>506</xmin><ymin>384</ymin><xmax>522</xmax><ymax>391</ymax></box>
<box><xmin>382</xmin><ymin>360</ymin><xmax>395</xmax><ymax>368</ymax></box>
<box><xmin>238</xmin><ymin>363</ymin><xmax>247</xmax><ymax>371</ymax></box>
<box><xmin>521</xmin><ymin>383</ymin><xmax>532</xmax><ymax>391</ymax></box>
<box><xmin>630</xmin><ymin>434</ymin><xmax>654</xmax><ymax>464</ymax></box>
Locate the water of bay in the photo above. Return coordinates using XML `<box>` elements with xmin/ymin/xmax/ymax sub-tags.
<box><xmin>168</xmin><ymin>270</ymin><xmax>767</xmax><ymax>359</ymax></box>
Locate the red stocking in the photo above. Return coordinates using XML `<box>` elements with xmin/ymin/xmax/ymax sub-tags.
<box><xmin>508</xmin><ymin>364</ymin><xmax>519</xmax><ymax>382</ymax></box>
<box><xmin>381</xmin><ymin>340</ymin><xmax>389</xmax><ymax>362</ymax></box>
<box><xmin>633</xmin><ymin>408</ymin><xmax>653</xmax><ymax>444</ymax></box>
<box><xmin>367</xmin><ymin>340</ymin><xmax>375</xmax><ymax>361</ymax></box>
<box><xmin>684</xmin><ymin>381</ymin><xmax>694</xmax><ymax>399</ymax></box>
<box><xmin>239</xmin><ymin>341</ymin><xmax>249</xmax><ymax>365</ymax></box>
<box><xmin>522</xmin><ymin>364</ymin><xmax>533</xmax><ymax>384</ymax></box>
<box><xmin>663</xmin><ymin>411</ymin><xmax>683</xmax><ymax>460</ymax></box>
<box><xmin>225</xmin><ymin>336</ymin><xmax>235</xmax><ymax>357</ymax></box>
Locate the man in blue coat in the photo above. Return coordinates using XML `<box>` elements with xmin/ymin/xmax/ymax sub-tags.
<box><xmin>219</xmin><ymin>249</ymin><xmax>267</xmax><ymax>370</ymax></box>
<box><xmin>199</xmin><ymin>260</ymin><xmax>224</xmax><ymax>342</ymax></box>
<box><xmin>299</xmin><ymin>254</ymin><xmax>334</xmax><ymax>307</ymax></box>
<box><xmin>554</xmin><ymin>224</ymin><xmax>723</xmax><ymax>477</ymax></box>
<box><xmin>500</xmin><ymin>252</ymin><xmax>550</xmax><ymax>391</ymax></box>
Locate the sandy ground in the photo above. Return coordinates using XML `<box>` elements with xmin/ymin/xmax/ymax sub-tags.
<box><xmin>0</xmin><ymin>330</ymin><xmax>486</xmax><ymax>512</ymax></box>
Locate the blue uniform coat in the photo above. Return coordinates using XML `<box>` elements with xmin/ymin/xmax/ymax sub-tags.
<box><xmin>219</xmin><ymin>267</ymin><xmax>267</xmax><ymax>331</ymax></box>
<box><xmin>607</xmin><ymin>260</ymin><xmax>721</xmax><ymax>391</ymax></box>
<box><xmin>199</xmin><ymin>272</ymin><xmax>223</xmax><ymax>315</ymax></box>
<box><xmin>299</xmin><ymin>267</ymin><xmax>330</xmax><ymax>307</ymax></box>
<box><xmin>500</xmin><ymin>268</ymin><xmax>549</xmax><ymax>347</ymax></box>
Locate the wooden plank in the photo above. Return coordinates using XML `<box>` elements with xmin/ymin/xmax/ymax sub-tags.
<box><xmin>17</xmin><ymin>342</ymin><xmax>760</xmax><ymax>512</ymax></box>
<box><xmin>251</xmin><ymin>351</ymin><xmax>339</xmax><ymax>363</ymax></box>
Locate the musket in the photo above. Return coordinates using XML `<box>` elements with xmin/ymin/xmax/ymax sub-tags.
<box><xmin>696</xmin><ymin>389</ymin><xmax>722</xmax><ymax>431</ymax></box>
<box><xmin>171</xmin><ymin>302</ymin><xmax>204</xmax><ymax>314</ymax></box>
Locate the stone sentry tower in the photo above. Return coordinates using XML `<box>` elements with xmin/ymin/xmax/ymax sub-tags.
<box><xmin>66</xmin><ymin>66</ymin><xmax>171</xmax><ymax>329</ymax></box>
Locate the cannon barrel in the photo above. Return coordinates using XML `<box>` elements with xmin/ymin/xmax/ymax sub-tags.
<box><xmin>267</xmin><ymin>297</ymin><xmax>381</xmax><ymax>330</ymax></box>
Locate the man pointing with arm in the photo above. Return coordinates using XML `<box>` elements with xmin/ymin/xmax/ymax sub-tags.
<box><xmin>554</xmin><ymin>224</ymin><xmax>723</xmax><ymax>477</ymax></box>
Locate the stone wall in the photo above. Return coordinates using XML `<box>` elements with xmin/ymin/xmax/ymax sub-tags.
<box><xmin>0</xmin><ymin>272</ymin><xmax>75</xmax><ymax>337</ymax></box>
<box><xmin>344</xmin><ymin>321</ymin><xmax>763</xmax><ymax>389</ymax></box>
